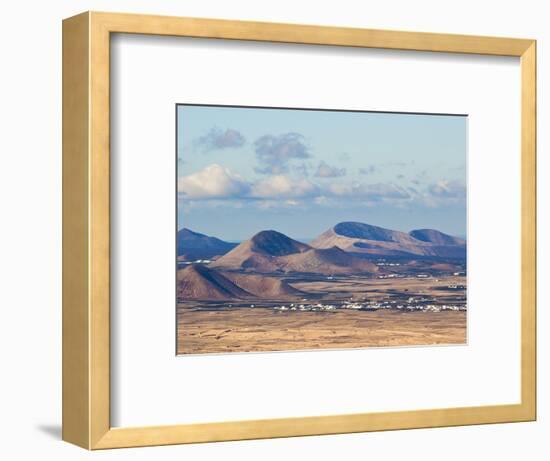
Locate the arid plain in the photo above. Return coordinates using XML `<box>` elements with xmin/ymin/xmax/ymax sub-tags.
<box><xmin>177</xmin><ymin>268</ymin><xmax>467</xmax><ymax>354</ymax></box>
<box><xmin>177</xmin><ymin>309</ymin><xmax>466</xmax><ymax>354</ymax></box>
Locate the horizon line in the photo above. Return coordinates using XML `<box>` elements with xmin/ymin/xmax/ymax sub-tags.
<box><xmin>177</xmin><ymin>223</ymin><xmax>467</xmax><ymax>243</ymax></box>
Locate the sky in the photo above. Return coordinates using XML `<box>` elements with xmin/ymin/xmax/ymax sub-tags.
<box><xmin>177</xmin><ymin>104</ymin><xmax>467</xmax><ymax>242</ymax></box>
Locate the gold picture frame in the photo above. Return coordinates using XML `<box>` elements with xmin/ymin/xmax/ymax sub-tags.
<box><xmin>62</xmin><ymin>11</ymin><xmax>536</xmax><ymax>449</ymax></box>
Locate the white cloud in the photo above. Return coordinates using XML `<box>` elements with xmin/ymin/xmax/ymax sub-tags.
<box><xmin>251</xmin><ymin>175</ymin><xmax>318</xmax><ymax>199</ymax></box>
<box><xmin>177</xmin><ymin>164</ymin><xmax>458</xmax><ymax>211</ymax></box>
<box><xmin>178</xmin><ymin>166</ymin><xmax>319</xmax><ymax>201</ymax></box>
<box><xmin>178</xmin><ymin>164</ymin><xmax>250</xmax><ymax>199</ymax></box>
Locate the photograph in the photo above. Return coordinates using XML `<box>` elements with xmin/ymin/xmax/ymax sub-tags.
<box><xmin>176</xmin><ymin>104</ymin><xmax>467</xmax><ymax>354</ymax></box>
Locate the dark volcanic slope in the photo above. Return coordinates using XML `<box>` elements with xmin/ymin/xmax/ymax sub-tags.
<box><xmin>210</xmin><ymin>230</ymin><xmax>308</xmax><ymax>271</ymax></box>
<box><xmin>311</xmin><ymin>221</ymin><xmax>466</xmax><ymax>259</ymax></box>
<box><xmin>248</xmin><ymin>230</ymin><xmax>310</xmax><ymax>256</ymax></box>
<box><xmin>334</xmin><ymin>222</ymin><xmax>400</xmax><ymax>242</ymax></box>
<box><xmin>409</xmin><ymin>229</ymin><xmax>465</xmax><ymax>246</ymax></box>
<box><xmin>177</xmin><ymin>228</ymin><xmax>237</xmax><ymax>261</ymax></box>
<box><xmin>211</xmin><ymin>230</ymin><xmax>378</xmax><ymax>274</ymax></box>
<box><xmin>177</xmin><ymin>264</ymin><xmax>254</xmax><ymax>300</ymax></box>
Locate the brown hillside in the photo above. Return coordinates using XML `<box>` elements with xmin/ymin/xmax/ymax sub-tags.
<box><xmin>225</xmin><ymin>273</ymin><xmax>307</xmax><ymax>299</ymax></box>
<box><xmin>177</xmin><ymin>264</ymin><xmax>254</xmax><ymax>300</ymax></box>
<box><xmin>212</xmin><ymin>230</ymin><xmax>378</xmax><ymax>275</ymax></box>
<box><xmin>278</xmin><ymin>247</ymin><xmax>378</xmax><ymax>274</ymax></box>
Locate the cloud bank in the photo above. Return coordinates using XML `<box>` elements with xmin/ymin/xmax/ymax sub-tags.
<box><xmin>178</xmin><ymin>163</ymin><xmax>464</xmax><ymax>211</ymax></box>
<box><xmin>251</xmin><ymin>175</ymin><xmax>319</xmax><ymax>199</ymax></box>
<box><xmin>178</xmin><ymin>164</ymin><xmax>250</xmax><ymax>199</ymax></box>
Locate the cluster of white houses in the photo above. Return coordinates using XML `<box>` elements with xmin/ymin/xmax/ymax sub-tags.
<box><xmin>269</xmin><ymin>300</ymin><xmax>466</xmax><ymax>313</ymax></box>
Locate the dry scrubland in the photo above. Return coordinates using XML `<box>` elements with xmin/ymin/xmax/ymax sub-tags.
<box><xmin>177</xmin><ymin>275</ymin><xmax>467</xmax><ymax>354</ymax></box>
<box><xmin>177</xmin><ymin>309</ymin><xmax>466</xmax><ymax>354</ymax></box>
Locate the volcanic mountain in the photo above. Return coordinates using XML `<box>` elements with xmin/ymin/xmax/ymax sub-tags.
<box><xmin>210</xmin><ymin>230</ymin><xmax>378</xmax><ymax>274</ymax></box>
<box><xmin>310</xmin><ymin>222</ymin><xmax>466</xmax><ymax>259</ymax></box>
<box><xmin>177</xmin><ymin>264</ymin><xmax>253</xmax><ymax>300</ymax></box>
<box><xmin>177</xmin><ymin>264</ymin><xmax>307</xmax><ymax>300</ymax></box>
<box><xmin>177</xmin><ymin>228</ymin><xmax>237</xmax><ymax>261</ymax></box>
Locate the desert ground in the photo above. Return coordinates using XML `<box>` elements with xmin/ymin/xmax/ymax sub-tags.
<box><xmin>178</xmin><ymin>309</ymin><xmax>466</xmax><ymax>354</ymax></box>
<box><xmin>177</xmin><ymin>274</ymin><xmax>467</xmax><ymax>354</ymax></box>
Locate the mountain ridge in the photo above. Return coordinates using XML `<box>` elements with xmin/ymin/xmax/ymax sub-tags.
<box><xmin>177</xmin><ymin>227</ymin><xmax>237</xmax><ymax>261</ymax></box>
<box><xmin>177</xmin><ymin>264</ymin><xmax>307</xmax><ymax>301</ymax></box>
<box><xmin>178</xmin><ymin>221</ymin><xmax>466</xmax><ymax>272</ymax></box>
<box><xmin>311</xmin><ymin>221</ymin><xmax>465</xmax><ymax>259</ymax></box>
<box><xmin>210</xmin><ymin>230</ymin><xmax>379</xmax><ymax>274</ymax></box>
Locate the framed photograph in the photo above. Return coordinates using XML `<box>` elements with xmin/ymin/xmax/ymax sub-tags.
<box><xmin>62</xmin><ymin>11</ymin><xmax>536</xmax><ymax>449</ymax></box>
<box><xmin>175</xmin><ymin>104</ymin><xmax>469</xmax><ymax>354</ymax></box>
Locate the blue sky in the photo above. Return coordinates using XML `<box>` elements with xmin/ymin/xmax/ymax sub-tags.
<box><xmin>177</xmin><ymin>105</ymin><xmax>467</xmax><ymax>242</ymax></box>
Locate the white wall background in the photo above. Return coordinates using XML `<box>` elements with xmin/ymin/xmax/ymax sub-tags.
<box><xmin>0</xmin><ymin>0</ymin><xmax>547</xmax><ymax>459</ymax></box>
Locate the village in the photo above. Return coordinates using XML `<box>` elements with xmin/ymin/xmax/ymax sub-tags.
<box><xmin>270</xmin><ymin>298</ymin><xmax>466</xmax><ymax>313</ymax></box>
